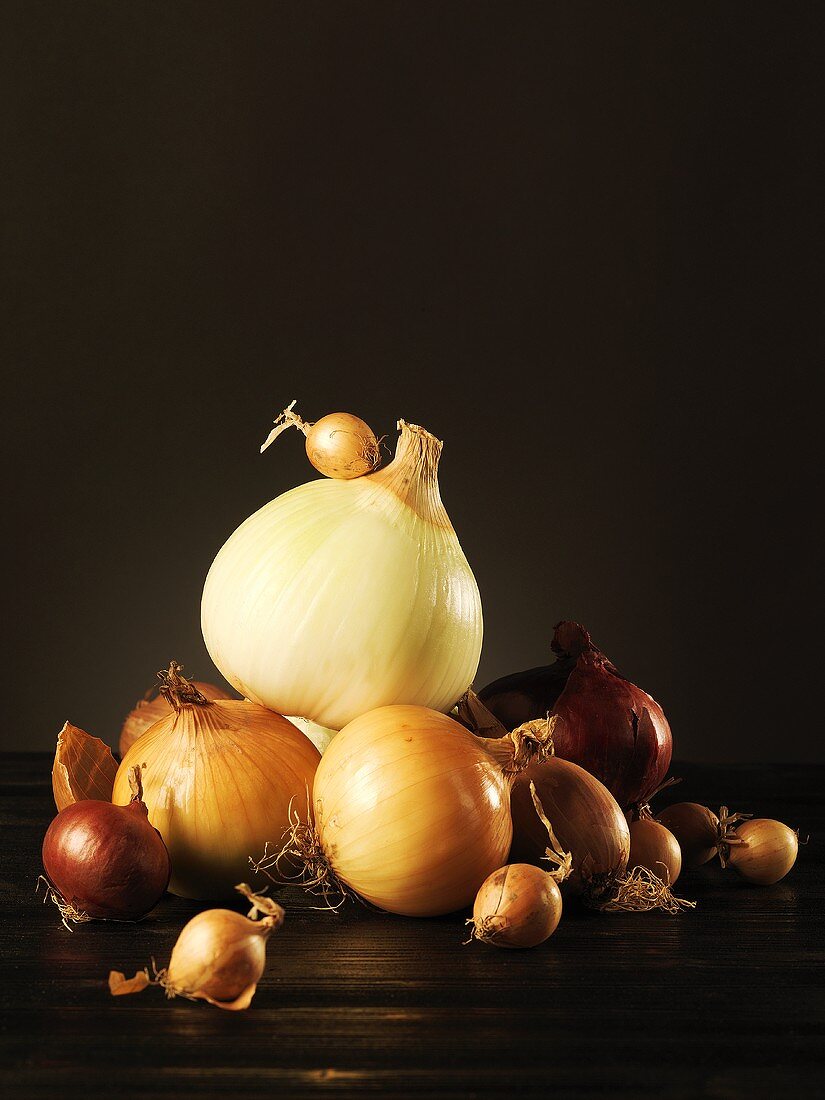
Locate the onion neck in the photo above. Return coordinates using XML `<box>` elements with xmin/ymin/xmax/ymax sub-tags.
<box><xmin>158</xmin><ymin>661</ymin><xmax>213</xmax><ymax>711</ymax></box>
<box><xmin>367</xmin><ymin>420</ymin><xmax>451</xmax><ymax>527</ymax></box>
<box><xmin>480</xmin><ymin>717</ymin><xmax>557</xmax><ymax>778</ymax></box>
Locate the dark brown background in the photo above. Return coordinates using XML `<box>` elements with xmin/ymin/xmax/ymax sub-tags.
<box><xmin>1</xmin><ymin>2</ymin><xmax>820</xmax><ymax>758</ymax></box>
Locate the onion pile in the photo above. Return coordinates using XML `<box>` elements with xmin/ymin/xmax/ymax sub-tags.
<box><xmin>34</xmin><ymin>405</ymin><xmax>804</xmax><ymax>1001</ymax></box>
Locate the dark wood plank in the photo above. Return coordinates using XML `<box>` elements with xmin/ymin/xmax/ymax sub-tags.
<box><xmin>1</xmin><ymin>755</ymin><xmax>823</xmax><ymax>1099</ymax></box>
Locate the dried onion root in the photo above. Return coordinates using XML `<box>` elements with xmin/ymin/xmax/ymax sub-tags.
<box><xmin>108</xmin><ymin>884</ymin><xmax>284</xmax><ymax>1011</ymax></box>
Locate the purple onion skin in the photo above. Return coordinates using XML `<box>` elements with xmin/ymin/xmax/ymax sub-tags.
<box><xmin>42</xmin><ymin>798</ymin><xmax>171</xmax><ymax>920</ymax></box>
<box><xmin>479</xmin><ymin>621</ymin><xmax>672</xmax><ymax>810</ymax></box>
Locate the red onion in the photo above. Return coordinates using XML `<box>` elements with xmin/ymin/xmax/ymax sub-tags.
<box><xmin>41</xmin><ymin>766</ymin><xmax>170</xmax><ymax>926</ymax></box>
<box><xmin>476</xmin><ymin>621</ymin><xmax>673</xmax><ymax>808</ymax></box>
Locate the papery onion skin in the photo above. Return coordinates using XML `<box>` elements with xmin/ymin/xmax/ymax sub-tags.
<box><xmin>52</xmin><ymin>721</ymin><xmax>118</xmax><ymax>811</ymax></box>
<box><xmin>42</xmin><ymin>780</ymin><xmax>170</xmax><ymax>920</ymax></box>
<box><xmin>628</xmin><ymin>818</ymin><xmax>682</xmax><ymax>885</ymax></box>
<box><xmin>479</xmin><ymin>622</ymin><xmax>672</xmax><ymax>808</ymax></box>
<box><xmin>120</xmin><ymin>681</ymin><xmax>233</xmax><ymax>758</ymax></box>
<box><xmin>510</xmin><ymin>755</ymin><xmax>630</xmax><ymax>900</ymax></box>
<box><xmin>471</xmin><ymin>864</ymin><xmax>563</xmax><ymax>949</ymax></box>
<box><xmin>726</xmin><ymin>819</ymin><xmax>798</xmax><ymax>885</ymax></box>
<box><xmin>312</xmin><ymin>706</ymin><xmax>515</xmax><ymax>917</ymax></box>
<box><xmin>657</xmin><ymin>802</ymin><xmax>720</xmax><ymax>869</ymax></box>
<box><xmin>114</xmin><ymin>688</ymin><xmax>320</xmax><ymax>899</ymax></box>
<box><xmin>202</xmin><ymin>421</ymin><xmax>483</xmax><ymax>731</ymax></box>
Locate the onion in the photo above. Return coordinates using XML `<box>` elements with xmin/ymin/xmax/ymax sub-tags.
<box><xmin>657</xmin><ymin>802</ymin><xmax>750</xmax><ymax>869</ymax></box>
<box><xmin>110</xmin><ymin>884</ymin><xmax>284</xmax><ymax>1011</ymax></box>
<box><xmin>257</xmin><ymin>704</ymin><xmax>552</xmax><ymax>917</ymax></box>
<box><xmin>261</xmin><ymin>401</ymin><xmax>381</xmax><ymax>479</ymax></box>
<box><xmin>628</xmin><ymin>816</ymin><xmax>681</xmax><ymax>885</ymax></box>
<box><xmin>474</xmin><ymin>621</ymin><xmax>672</xmax><ymax>808</ymax></box>
<box><xmin>120</xmin><ymin>679</ymin><xmax>233</xmax><ymax>758</ymax></box>
<box><xmin>41</xmin><ymin>765</ymin><xmax>170</xmax><ymax>927</ymax></box>
<box><xmin>722</xmin><ymin>819</ymin><xmax>799</xmax><ymax>885</ymax></box>
<box><xmin>202</xmin><ymin>419</ymin><xmax>483</xmax><ymax>731</ymax></box>
<box><xmin>113</xmin><ymin>662</ymin><xmax>320</xmax><ymax>899</ymax></box>
<box><xmin>470</xmin><ymin>865</ymin><xmax>563</xmax><ymax>949</ymax></box>
<box><xmin>468</xmin><ymin>784</ymin><xmax>572</xmax><ymax>949</ymax></box>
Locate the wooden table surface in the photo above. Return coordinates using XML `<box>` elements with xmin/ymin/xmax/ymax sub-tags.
<box><xmin>1</xmin><ymin>753</ymin><xmax>823</xmax><ymax>1099</ymax></box>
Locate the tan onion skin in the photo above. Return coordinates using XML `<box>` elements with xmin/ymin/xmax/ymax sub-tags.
<box><xmin>628</xmin><ymin>818</ymin><xmax>681</xmax><ymax>885</ymax></box>
<box><xmin>314</xmin><ymin>706</ymin><xmax>513</xmax><ymax>917</ymax></box>
<box><xmin>510</xmin><ymin>757</ymin><xmax>629</xmax><ymax>899</ymax></box>
<box><xmin>113</xmin><ymin>699</ymin><xmax>320</xmax><ymax>899</ymax></box>
<box><xmin>657</xmin><ymin>802</ymin><xmax>720</xmax><ymax>869</ymax></box>
<box><xmin>305</xmin><ymin>412</ymin><xmax>379</xmax><ymax>479</ymax></box>
<box><xmin>726</xmin><ymin>819</ymin><xmax>798</xmax><ymax>885</ymax></box>
<box><xmin>472</xmin><ymin>864</ymin><xmax>563</xmax><ymax>948</ymax></box>
<box><xmin>166</xmin><ymin>908</ymin><xmax>272</xmax><ymax>1007</ymax></box>
<box><xmin>119</xmin><ymin>681</ymin><xmax>232</xmax><ymax>758</ymax></box>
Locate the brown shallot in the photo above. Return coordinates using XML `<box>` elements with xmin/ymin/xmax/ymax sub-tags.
<box><xmin>109</xmin><ymin>885</ymin><xmax>284</xmax><ymax>1011</ymax></box>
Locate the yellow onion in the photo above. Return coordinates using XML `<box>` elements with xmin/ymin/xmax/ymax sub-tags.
<box><xmin>202</xmin><ymin>420</ymin><xmax>482</xmax><ymax>730</ymax></box>
<box><xmin>109</xmin><ymin>884</ymin><xmax>284</xmax><ymax>1011</ymax></box>
<box><xmin>628</xmin><ymin>816</ymin><xmax>682</xmax><ymax>885</ymax></box>
<box><xmin>723</xmin><ymin>819</ymin><xmax>799</xmax><ymax>885</ymax></box>
<box><xmin>113</xmin><ymin>663</ymin><xmax>320</xmax><ymax>899</ymax></box>
<box><xmin>260</xmin><ymin>704</ymin><xmax>551</xmax><ymax>917</ymax></box>
<box><xmin>469</xmin><ymin>785</ymin><xmax>573</xmax><ymax>949</ymax></box>
<box><xmin>120</xmin><ymin>679</ymin><xmax>233</xmax><ymax>758</ymax></box>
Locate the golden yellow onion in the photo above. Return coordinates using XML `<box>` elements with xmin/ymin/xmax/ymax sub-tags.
<box><xmin>113</xmin><ymin>663</ymin><xmax>320</xmax><ymax>899</ymax></box>
<box><xmin>202</xmin><ymin>420</ymin><xmax>483</xmax><ymax>730</ymax></box>
<box><xmin>267</xmin><ymin>704</ymin><xmax>550</xmax><ymax>918</ymax></box>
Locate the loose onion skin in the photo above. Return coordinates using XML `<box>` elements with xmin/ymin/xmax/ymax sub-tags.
<box><xmin>657</xmin><ymin>802</ymin><xmax>720</xmax><ymax>869</ymax></box>
<box><xmin>471</xmin><ymin>864</ymin><xmax>563</xmax><ymax>949</ymax></box>
<box><xmin>628</xmin><ymin>818</ymin><xmax>681</xmax><ymax>885</ymax></box>
<box><xmin>120</xmin><ymin>680</ymin><xmax>233</xmax><ymax>758</ymax></box>
<box><xmin>509</xmin><ymin>752</ymin><xmax>630</xmax><ymax>901</ymax></box>
<box><xmin>477</xmin><ymin>622</ymin><xmax>672</xmax><ymax>808</ymax></box>
<box><xmin>114</xmin><ymin>664</ymin><xmax>320</xmax><ymax>899</ymax></box>
<box><xmin>725</xmin><ymin>819</ymin><xmax>799</xmax><ymax>885</ymax></box>
<box><xmin>42</xmin><ymin>767</ymin><xmax>170</xmax><ymax>922</ymax></box>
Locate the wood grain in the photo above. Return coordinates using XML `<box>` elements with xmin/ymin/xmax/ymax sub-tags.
<box><xmin>1</xmin><ymin>755</ymin><xmax>823</xmax><ymax>1098</ymax></box>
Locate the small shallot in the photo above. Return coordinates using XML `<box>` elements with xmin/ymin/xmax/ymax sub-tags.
<box><xmin>468</xmin><ymin>785</ymin><xmax>572</xmax><ymax>949</ymax></box>
<box><xmin>109</xmin><ymin>884</ymin><xmax>284</xmax><ymax>1011</ymax></box>
<box><xmin>260</xmin><ymin>401</ymin><xmax>381</xmax><ymax>479</ymax></box>
<box><xmin>722</xmin><ymin>819</ymin><xmax>800</xmax><ymax>885</ymax></box>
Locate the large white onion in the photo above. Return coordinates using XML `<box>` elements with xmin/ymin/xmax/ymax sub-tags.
<box><xmin>201</xmin><ymin>421</ymin><xmax>482</xmax><ymax>730</ymax></box>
